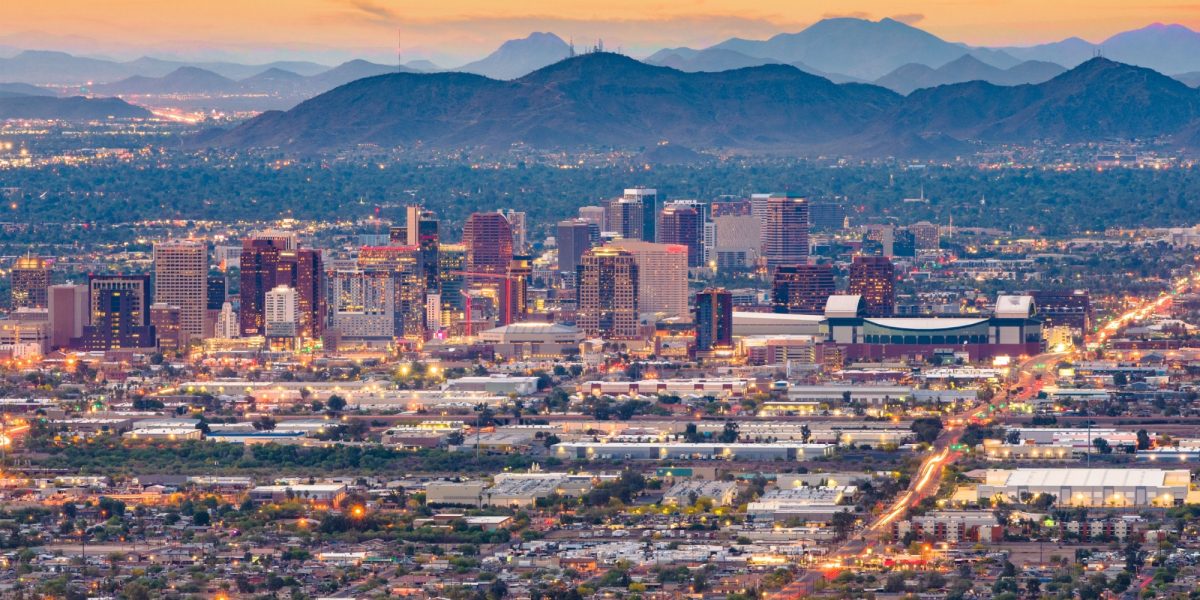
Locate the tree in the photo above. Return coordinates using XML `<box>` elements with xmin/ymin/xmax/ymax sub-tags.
<box><xmin>1005</xmin><ymin>429</ymin><xmax>1021</xmax><ymax>445</ymax></box>
<box><xmin>1113</xmin><ymin>372</ymin><xmax>1129</xmax><ymax>387</ymax></box>
<box><xmin>800</xmin><ymin>424</ymin><xmax>811</xmax><ymax>444</ymax></box>
<box><xmin>326</xmin><ymin>395</ymin><xmax>347</xmax><ymax>412</ymax></box>
<box><xmin>683</xmin><ymin>423</ymin><xmax>702</xmax><ymax>443</ymax></box>
<box><xmin>910</xmin><ymin>417</ymin><xmax>944</xmax><ymax>444</ymax></box>
<box><xmin>192</xmin><ymin>511</ymin><xmax>211</xmax><ymax>526</ymax></box>
<box><xmin>719</xmin><ymin>421</ymin><xmax>739</xmax><ymax>443</ymax></box>
<box><xmin>831</xmin><ymin>511</ymin><xmax>857</xmax><ymax>540</ymax></box>
<box><xmin>252</xmin><ymin>416</ymin><xmax>276</xmax><ymax>431</ymax></box>
<box><xmin>1137</xmin><ymin>429</ymin><xmax>1151</xmax><ymax>450</ymax></box>
<box><xmin>1092</xmin><ymin>437</ymin><xmax>1112</xmax><ymax>455</ymax></box>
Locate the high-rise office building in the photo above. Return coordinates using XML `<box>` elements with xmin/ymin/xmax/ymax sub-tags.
<box><xmin>206</xmin><ymin>274</ymin><xmax>226</xmax><ymax>310</ymax></box>
<box><xmin>606</xmin><ymin>197</ymin><xmax>645</xmax><ymax>241</ymax></box>
<box><xmin>578</xmin><ymin>206</ymin><xmax>606</xmax><ymax>229</ymax></box>
<box><xmin>694</xmin><ymin>288</ymin><xmax>733</xmax><ymax>352</ymax></box>
<box><xmin>909</xmin><ymin>221</ymin><xmax>940</xmax><ymax>250</ymax></box>
<box><xmin>11</xmin><ymin>256</ymin><xmax>50</xmax><ymax>309</ymax></box>
<box><xmin>750</xmin><ymin>193</ymin><xmax>771</xmax><ymax>230</ymax></box>
<box><xmin>48</xmin><ymin>284</ymin><xmax>87</xmax><ymax>349</ymax></box>
<box><xmin>849</xmin><ymin>256</ymin><xmax>896</xmax><ymax>317</ymax></box>
<box><xmin>204</xmin><ymin>274</ymin><xmax>226</xmax><ymax>338</ymax></box>
<box><xmin>329</xmin><ymin>269</ymin><xmax>396</xmax><ymax>341</ymax></box>
<box><xmin>76</xmin><ymin>274</ymin><xmax>155</xmax><ymax>350</ymax></box>
<box><xmin>712</xmin><ymin>199</ymin><xmax>752</xmax><ymax>217</ymax></box>
<box><xmin>608</xmin><ymin>239</ymin><xmax>690</xmax><ymax>321</ymax></box>
<box><xmin>239</xmin><ymin>238</ymin><xmax>282</xmax><ymax>337</ymax></box>
<box><xmin>153</xmin><ymin>240</ymin><xmax>207</xmax><ymax>340</ymax></box>
<box><xmin>1030</xmin><ymin>289</ymin><xmax>1091</xmax><ymax>333</ymax></box>
<box><xmin>264</xmin><ymin>285</ymin><xmax>299</xmax><ymax>345</ymax></box>
<box><xmin>576</xmin><ymin>247</ymin><xmax>639</xmax><ymax>339</ymax></box>
<box><xmin>713</xmin><ymin>215</ymin><xmax>762</xmax><ymax>268</ymax></box>
<box><xmin>506</xmin><ymin>255</ymin><xmax>532</xmax><ymax>324</ymax></box>
<box><xmin>462</xmin><ymin>212</ymin><xmax>514</xmax><ymax>275</ymax></box>
<box><xmin>403</xmin><ymin>206</ymin><xmax>440</xmax><ymax>288</ymax></box>
<box><xmin>772</xmin><ymin>264</ymin><xmax>836</xmax><ymax>314</ymax></box>
<box><xmin>277</xmin><ymin>248</ymin><xmax>325</xmax><ymax>341</ymax></box>
<box><xmin>239</xmin><ymin>238</ymin><xmax>324</xmax><ymax>341</ymax></box>
<box><xmin>625</xmin><ymin>187</ymin><xmax>658</xmax><ymax>242</ymax></box>
<box><xmin>438</xmin><ymin>243</ymin><xmax>467</xmax><ymax>314</ymax></box>
<box><xmin>358</xmin><ymin>245</ymin><xmax>426</xmax><ymax>339</ymax></box>
<box><xmin>657</xmin><ymin>203</ymin><xmax>703</xmax><ymax>267</ymax></box>
<box><xmin>150</xmin><ymin>303</ymin><xmax>183</xmax><ymax>351</ymax></box>
<box><xmin>557</xmin><ymin>219</ymin><xmax>596</xmax><ymax>275</ymax></box>
<box><xmin>500</xmin><ymin>209</ymin><xmax>528</xmax><ymax>254</ymax></box>
<box><xmin>762</xmin><ymin>194</ymin><xmax>809</xmax><ymax>274</ymax></box>
<box><xmin>809</xmin><ymin>201</ymin><xmax>847</xmax><ymax>231</ymax></box>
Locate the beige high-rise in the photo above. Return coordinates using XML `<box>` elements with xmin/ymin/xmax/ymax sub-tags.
<box><xmin>608</xmin><ymin>239</ymin><xmax>689</xmax><ymax>321</ymax></box>
<box><xmin>153</xmin><ymin>240</ymin><xmax>207</xmax><ymax>341</ymax></box>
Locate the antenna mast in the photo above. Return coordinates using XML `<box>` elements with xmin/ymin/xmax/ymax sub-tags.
<box><xmin>397</xmin><ymin>29</ymin><xmax>403</xmax><ymax>72</ymax></box>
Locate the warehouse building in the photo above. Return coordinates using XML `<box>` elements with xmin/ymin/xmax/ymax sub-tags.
<box><xmin>552</xmin><ymin>441</ymin><xmax>834</xmax><ymax>461</ymax></box>
<box><xmin>976</xmin><ymin>468</ymin><xmax>1189</xmax><ymax>507</ymax></box>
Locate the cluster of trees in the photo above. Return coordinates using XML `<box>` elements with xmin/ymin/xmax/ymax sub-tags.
<box><xmin>11</xmin><ymin>157</ymin><xmax>1200</xmax><ymax>240</ymax></box>
<box><xmin>39</xmin><ymin>439</ymin><xmax>553</xmax><ymax>475</ymax></box>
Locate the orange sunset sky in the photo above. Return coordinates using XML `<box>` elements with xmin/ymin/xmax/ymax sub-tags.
<box><xmin>4</xmin><ymin>0</ymin><xmax>1200</xmax><ymax>63</ymax></box>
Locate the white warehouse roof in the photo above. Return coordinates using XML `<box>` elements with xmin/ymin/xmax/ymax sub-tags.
<box><xmin>986</xmin><ymin>468</ymin><xmax>1188</xmax><ymax>488</ymax></box>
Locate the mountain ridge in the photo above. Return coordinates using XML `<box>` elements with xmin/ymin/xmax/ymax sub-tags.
<box><xmin>200</xmin><ymin>54</ymin><xmax>1200</xmax><ymax>158</ymax></box>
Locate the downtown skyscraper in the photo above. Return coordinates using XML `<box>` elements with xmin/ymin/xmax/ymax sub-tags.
<box><xmin>153</xmin><ymin>240</ymin><xmax>207</xmax><ymax>341</ymax></box>
<box><xmin>761</xmin><ymin>194</ymin><xmax>809</xmax><ymax>275</ymax></box>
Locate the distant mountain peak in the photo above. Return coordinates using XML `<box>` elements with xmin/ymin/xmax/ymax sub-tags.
<box><xmin>455</xmin><ymin>31</ymin><xmax>573</xmax><ymax>80</ymax></box>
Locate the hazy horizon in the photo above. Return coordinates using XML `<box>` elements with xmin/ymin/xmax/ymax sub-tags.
<box><xmin>5</xmin><ymin>1</ymin><xmax>1200</xmax><ymax>66</ymax></box>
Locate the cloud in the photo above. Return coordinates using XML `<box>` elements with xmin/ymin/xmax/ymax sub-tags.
<box><xmin>822</xmin><ymin>11</ymin><xmax>872</xmax><ymax>20</ymax></box>
<box><xmin>314</xmin><ymin>6</ymin><xmax>812</xmax><ymax>62</ymax></box>
<box><xmin>337</xmin><ymin>0</ymin><xmax>401</xmax><ymax>25</ymax></box>
<box><xmin>891</xmin><ymin>13</ymin><xmax>926</xmax><ymax>25</ymax></box>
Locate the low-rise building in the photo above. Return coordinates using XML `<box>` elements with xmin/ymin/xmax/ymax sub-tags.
<box><xmin>249</xmin><ymin>483</ymin><xmax>348</xmax><ymax>506</ymax></box>
<box><xmin>662</xmin><ymin>481</ymin><xmax>739</xmax><ymax>506</ymax></box>
<box><xmin>894</xmin><ymin>510</ymin><xmax>1002</xmax><ymax>544</ymax></box>
<box><xmin>976</xmin><ymin>468</ymin><xmax>1189</xmax><ymax>507</ymax></box>
<box><xmin>552</xmin><ymin>441</ymin><xmax>835</xmax><ymax>461</ymax></box>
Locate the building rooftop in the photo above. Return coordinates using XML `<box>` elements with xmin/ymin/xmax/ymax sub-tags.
<box><xmin>986</xmin><ymin>468</ymin><xmax>1188</xmax><ymax>488</ymax></box>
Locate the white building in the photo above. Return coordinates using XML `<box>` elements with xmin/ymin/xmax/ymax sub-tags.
<box><xmin>264</xmin><ymin>285</ymin><xmax>298</xmax><ymax>339</ymax></box>
<box><xmin>216</xmin><ymin>301</ymin><xmax>239</xmax><ymax>339</ymax></box>
<box><xmin>976</xmin><ymin>468</ymin><xmax>1189</xmax><ymax>507</ymax></box>
<box><xmin>662</xmin><ymin>481</ymin><xmax>738</xmax><ymax>506</ymax></box>
<box><xmin>553</xmin><ymin>441</ymin><xmax>834</xmax><ymax>461</ymax></box>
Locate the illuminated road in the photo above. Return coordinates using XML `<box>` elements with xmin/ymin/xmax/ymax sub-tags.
<box><xmin>779</xmin><ymin>275</ymin><xmax>1200</xmax><ymax>598</ymax></box>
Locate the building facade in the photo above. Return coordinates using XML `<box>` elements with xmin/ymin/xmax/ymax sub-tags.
<box><xmin>576</xmin><ymin>247</ymin><xmax>639</xmax><ymax>339</ymax></box>
<box><xmin>153</xmin><ymin>240</ymin><xmax>207</xmax><ymax>341</ymax></box>
<box><xmin>761</xmin><ymin>194</ymin><xmax>809</xmax><ymax>275</ymax></box>
<box><xmin>773</xmin><ymin>264</ymin><xmax>836</xmax><ymax>314</ymax></box>
<box><xmin>848</xmin><ymin>255</ymin><xmax>896</xmax><ymax>317</ymax></box>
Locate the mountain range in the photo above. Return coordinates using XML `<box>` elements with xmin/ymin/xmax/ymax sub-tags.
<box><xmin>199</xmin><ymin>53</ymin><xmax>1200</xmax><ymax>158</ymax></box>
<box><xmin>873</xmin><ymin>55</ymin><xmax>1066</xmax><ymax>95</ymax></box>
<box><xmin>0</xmin><ymin>93</ymin><xmax>150</xmax><ymax>120</ymax></box>
<box><xmin>93</xmin><ymin>60</ymin><xmax>406</xmax><ymax>97</ymax></box>
<box><xmin>8</xmin><ymin>20</ymin><xmax>1200</xmax><ymax>102</ymax></box>
<box><xmin>650</xmin><ymin>19</ymin><xmax>1200</xmax><ymax>81</ymax></box>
